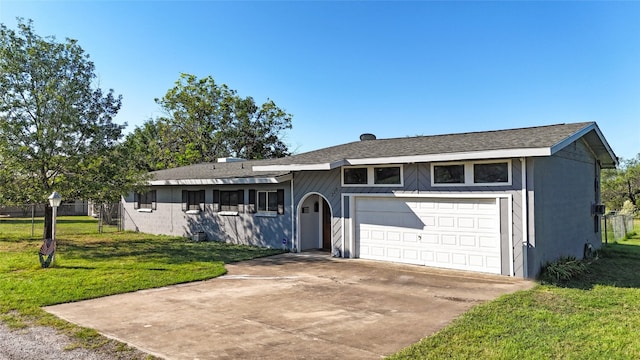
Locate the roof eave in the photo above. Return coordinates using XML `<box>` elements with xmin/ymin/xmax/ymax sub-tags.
<box><xmin>148</xmin><ymin>177</ymin><xmax>285</xmax><ymax>185</ymax></box>
<box><xmin>253</xmin><ymin>160</ymin><xmax>347</xmax><ymax>172</ymax></box>
<box><xmin>253</xmin><ymin>148</ymin><xmax>553</xmax><ymax>171</ymax></box>
<box><xmin>549</xmin><ymin>122</ymin><xmax>618</xmax><ymax>168</ymax></box>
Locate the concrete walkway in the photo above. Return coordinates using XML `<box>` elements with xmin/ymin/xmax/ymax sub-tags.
<box><xmin>45</xmin><ymin>253</ymin><xmax>534</xmax><ymax>360</ymax></box>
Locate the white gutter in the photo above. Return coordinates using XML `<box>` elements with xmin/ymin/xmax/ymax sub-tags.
<box><xmin>521</xmin><ymin>157</ymin><xmax>529</xmax><ymax>278</ymax></box>
<box><xmin>341</xmin><ymin>194</ymin><xmax>345</xmax><ymax>258</ymax></box>
<box><xmin>149</xmin><ymin>177</ymin><xmax>286</xmax><ymax>186</ymax></box>
<box><xmin>507</xmin><ymin>195</ymin><xmax>514</xmax><ymax>277</ymax></box>
<box><xmin>291</xmin><ymin>173</ymin><xmax>295</xmax><ymax>252</ymax></box>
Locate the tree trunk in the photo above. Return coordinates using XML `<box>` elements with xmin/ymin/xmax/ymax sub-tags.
<box><xmin>43</xmin><ymin>205</ymin><xmax>53</xmax><ymax>240</ymax></box>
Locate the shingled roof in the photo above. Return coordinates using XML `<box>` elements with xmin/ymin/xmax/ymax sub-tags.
<box><xmin>254</xmin><ymin>122</ymin><xmax>617</xmax><ymax>171</ymax></box>
<box><xmin>149</xmin><ymin>160</ymin><xmax>290</xmax><ymax>185</ymax></box>
<box><xmin>149</xmin><ymin>122</ymin><xmax>617</xmax><ymax>183</ymax></box>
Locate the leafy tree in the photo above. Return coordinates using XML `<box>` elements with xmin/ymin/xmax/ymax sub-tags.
<box><xmin>601</xmin><ymin>154</ymin><xmax>640</xmax><ymax>213</ymax></box>
<box><xmin>124</xmin><ymin>73</ymin><xmax>292</xmax><ymax>171</ymax></box>
<box><xmin>0</xmin><ymin>19</ymin><xmax>145</xmax><ymax>239</ymax></box>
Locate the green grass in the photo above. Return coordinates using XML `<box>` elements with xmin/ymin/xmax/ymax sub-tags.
<box><xmin>0</xmin><ymin>216</ymin><xmax>283</xmax><ymax>356</ymax></box>
<box><xmin>389</xmin><ymin>219</ymin><xmax>640</xmax><ymax>360</ymax></box>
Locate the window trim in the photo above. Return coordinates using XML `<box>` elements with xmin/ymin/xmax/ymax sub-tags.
<box><xmin>431</xmin><ymin>160</ymin><xmax>512</xmax><ymax>187</ymax></box>
<box><xmin>182</xmin><ymin>190</ymin><xmax>205</xmax><ymax>212</ymax></box>
<box><xmin>342</xmin><ymin>165</ymin><xmax>404</xmax><ymax>187</ymax></box>
<box><xmin>213</xmin><ymin>189</ymin><xmax>244</xmax><ymax>213</ymax></box>
<box><xmin>257</xmin><ymin>190</ymin><xmax>278</xmax><ymax>214</ymax></box>
<box><xmin>134</xmin><ymin>190</ymin><xmax>157</xmax><ymax>211</ymax></box>
<box><xmin>249</xmin><ymin>188</ymin><xmax>285</xmax><ymax>215</ymax></box>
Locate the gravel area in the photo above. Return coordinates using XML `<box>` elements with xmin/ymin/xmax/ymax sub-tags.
<box><xmin>0</xmin><ymin>323</ymin><xmax>154</xmax><ymax>360</ymax></box>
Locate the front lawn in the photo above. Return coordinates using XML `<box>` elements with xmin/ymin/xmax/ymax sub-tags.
<box><xmin>0</xmin><ymin>216</ymin><xmax>283</xmax><ymax>354</ymax></box>
<box><xmin>389</xmin><ymin>220</ymin><xmax>640</xmax><ymax>359</ymax></box>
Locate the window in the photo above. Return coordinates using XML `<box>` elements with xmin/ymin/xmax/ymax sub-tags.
<box><xmin>181</xmin><ymin>190</ymin><xmax>205</xmax><ymax>212</ymax></box>
<box><xmin>374</xmin><ymin>167</ymin><xmax>401</xmax><ymax>184</ymax></box>
<box><xmin>342</xmin><ymin>166</ymin><xmax>403</xmax><ymax>187</ymax></box>
<box><xmin>431</xmin><ymin>160</ymin><xmax>512</xmax><ymax>186</ymax></box>
<box><xmin>258</xmin><ymin>191</ymin><xmax>278</xmax><ymax>213</ymax></box>
<box><xmin>213</xmin><ymin>190</ymin><xmax>244</xmax><ymax>213</ymax></box>
<box><xmin>221</xmin><ymin>191</ymin><xmax>239</xmax><ymax>211</ymax></box>
<box><xmin>134</xmin><ymin>190</ymin><xmax>156</xmax><ymax>210</ymax></box>
<box><xmin>474</xmin><ymin>163</ymin><xmax>509</xmax><ymax>183</ymax></box>
<box><xmin>249</xmin><ymin>189</ymin><xmax>285</xmax><ymax>215</ymax></box>
<box><xmin>433</xmin><ymin>165</ymin><xmax>465</xmax><ymax>184</ymax></box>
<box><xmin>343</xmin><ymin>168</ymin><xmax>368</xmax><ymax>185</ymax></box>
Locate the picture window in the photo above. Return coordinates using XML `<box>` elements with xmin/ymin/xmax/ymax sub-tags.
<box><xmin>431</xmin><ymin>161</ymin><xmax>511</xmax><ymax>187</ymax></box>
<box><xmin>342</xmin><ymin>166</ymin><xmax>403</xmax><ymax>187</ymax></box>
<box><xmin>474</xmin><ymin>163</ymin><xmax>509</xmax><ymax>183</ymax></box>
<box><xmin>433</xmin><ymin>165</ymin><xmax>465</xmax><ymax>184</ymax></box>
<box><xmin>343</xmin><ymin>168</ymin><xmax>368</xmax><ymax>185</ymax></box>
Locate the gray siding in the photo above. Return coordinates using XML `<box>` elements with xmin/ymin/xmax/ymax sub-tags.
<box><xmin>292</xmin><ymin>169</ymin><xmax>343</xmax><ymax>252</ymax></box>
<box><xmin>530</xmin><ymin>140</ymin><xmax>601</xmax><ymax>276</ymax></box>
<box><xmin>331</xmin><ymin>160</ymin><xmax>526</xmax><ymax>275</ymax></box>
<box><xmin>122</xmin><ymin>183</ymin><xmax>292</xmax><ymax>249</ymax></box>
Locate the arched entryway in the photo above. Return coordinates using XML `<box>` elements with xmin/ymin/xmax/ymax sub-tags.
<box><xmin>298</xmin><ymin>193</ymin><xmax>332</xmax><ymax>252</ymax></box>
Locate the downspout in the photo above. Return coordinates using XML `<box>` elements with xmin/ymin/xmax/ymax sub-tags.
<box><xmin>291</xmin><ymin>173</ymin><xmax>295</xmax><ymax>252</ymax></box>
<box><xmin>521</xmin><ymin>157</ymin><xmax>529</xmax><ymax>278</ymax></box>
<box><xmin>341</xmin><ymin>195</ymin><xmax>345</xmax><ymax>258</ymax></box>
<box><xmin>171</xmin><ymin>187</ymin><xmax>174</xmax><ymax>233</ymax></box>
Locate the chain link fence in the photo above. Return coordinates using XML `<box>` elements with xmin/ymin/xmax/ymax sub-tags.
<box><xmin>0</xmin><ymin>202</ymin><xmax>122</xmax><ymax>236</ymax></box>
<box><xmin>0</xmin><ymin>202</ymin><xmax>89</xmax><ymax>217</ymax></box>
<box><xmin>602</xmin><ymin>214</ymin><xmax>635</xmax><ymax>243</ymax></box>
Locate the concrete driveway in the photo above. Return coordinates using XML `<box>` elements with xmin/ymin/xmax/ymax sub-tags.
<box><xmin>45</xmin><ymin>252</ymin><xmax>533</xmax><ymax>360</ymax></box>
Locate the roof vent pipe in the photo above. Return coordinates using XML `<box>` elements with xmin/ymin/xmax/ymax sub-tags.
<box><xmin>359</xmin><ymin>133</ymin><xmax>376</xmax><ymax>141</ymax></box>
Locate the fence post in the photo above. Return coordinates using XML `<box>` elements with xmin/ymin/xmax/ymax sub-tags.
<box><xmin>31</xmin><ymin>204</ymin><xmax>35</xmax><ymax>238</ymax></box>
<box><xmin>118</xmin><ymin>201</ymin><xmax>123</xmax><ymax>232</ymax></box>
<box><xmin>604</xmin><ymin>215</ymin><xmax>608</xmax><ymax>244</ymax></box>
<box><xmin>98</xmin><ymin>204</ymin><xmax>103</xmax><ymax>233</ymax></box>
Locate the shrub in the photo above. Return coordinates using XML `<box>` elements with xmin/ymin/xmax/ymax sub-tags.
<box><xmin>540</xmin><ymin>256</ymin><xmax>588</xmax><ymax>283</ymax></box>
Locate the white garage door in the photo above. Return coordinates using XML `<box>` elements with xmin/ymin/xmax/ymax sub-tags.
<box><xmin>356</xmin><ymin>197</ymin><xmax>502</xmax><ymax>274</ymax></box>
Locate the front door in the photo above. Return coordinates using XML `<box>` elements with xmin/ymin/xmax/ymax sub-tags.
<box><xmin>322</xmin><ymin>199</ymin><xmax>331</xmax><ymax>250</ymax></box>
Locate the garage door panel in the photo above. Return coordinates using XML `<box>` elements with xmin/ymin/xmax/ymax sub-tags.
<box><xmin>438</xmin><ymin>202</ymin><xmax>455</xmax><ymax>210</ymax></box>
<box><xmin>421</xmin><ymin>251</ymin><xmax>435</xmax><ymax>262</ymax></box>
<box><xmin>459</xmin><ymin>235</ymin><xmax>476</xmax><ymax>247</ymax></box>
<box><xmin>438</xmin><ymin>217</ymin><xmax>455</xmax><ymax>228</ymax></box>
<box><xmin>419</xmin><ymin>202</ymin><xmax>436</xmax><ymax>210</ymax></box>
<box><xmin>469</xmin><ymin>255</ymin><xmax>484</xmax><ymax>267</ymax></box>
<box><xmin>403</xmin><ymin>233</ymin><xmax>419</xmax><ymax>242</ymax></box>
<box><xmin>479</xmin><ymin>235</ymin><xmax>499</xmax><ymax>248</ymax></box>
<box><xmin>403</xmin><ymin>249</ymin><xmax>419</xmax><ymax>261</ymax></box>
<box><xmin>371</xmin><ymin>230</ymin><xmax>385</xmax><ymax>241</ymax></box>
<box><xmin>356</xmin><ymin>197</ymin><xmax>502</xmax><ymax>275</ymax></box>
<box><xmin>370</xmin><ymin>246</ymin><xmax>384</xmax><ymax>257</ymax></box>
<box><xmin>457</xmin><ymin>202</ymin><xmax>475</xmax><ymax>210</ymax></box>
<box><xmin>457</xmin><ymin>217</ymin><xmax>475</xmax><ymax>228</ymax></box>
<box><xmin>441</xmin><ymin>234</ymin><xmax>457</xmax><ymax>245</ymax></box>
<box><xmin>486</xmin><ymin>256</ymin><xmax>501</xmax><ymax>269</ymax></box>
<box><xmin>435</xmin><ymin>252</ymin><xmax>450</xmax><ymax>264</ymax></box>
<box><xmin>478</xmin><ymin>218</ymin><xmax>497</xmax><ymax>230</ymax></box>
<box><xmin>422</xmin><ymin>234</ymin><xmax>438</xmax><ymax>244</ymax></box>
<box><xmin>387</xmin><ymin>248</ymin><xmax>401</xmax><ymax>258</ymax></box>
<box><xmin>387</xmin><ymin>231</ymin><xmax>401</xmax><ymax>242</ymax></box>
<box><xmin>452</xmin><ymin>253</ymin><xmax>467</xmax><ymax>265</ymax></box>
<box><xmin>359</xmin><ymin>211</ymin><xmax>420</xmax><ymax>228</ymax></box>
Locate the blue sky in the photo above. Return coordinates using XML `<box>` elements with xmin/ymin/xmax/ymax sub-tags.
<box><xmin>1</xmin><ymin>1</ymin><xmax>639</xmax><ymax>160</ymax></box>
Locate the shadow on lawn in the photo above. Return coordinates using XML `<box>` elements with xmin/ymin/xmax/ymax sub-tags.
<box><xmin>0</xmin><ymin>217</ymin><xmax>97</xmax><ymax>225</ymax></box>
<box><xmin>59</xmin><ymin>238</ymin><xmax>283</xmax><ymax>265</ymax></box>
<box><xmin>552</xmin><ymin>243</ymin><xmax>640</xmax><ymax>290</ymax></box>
